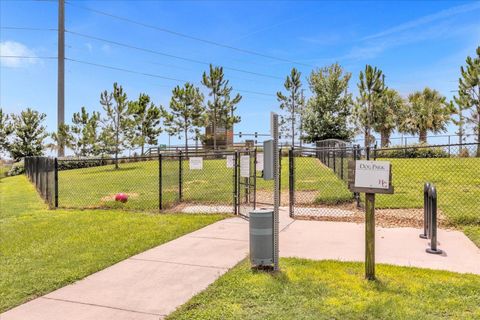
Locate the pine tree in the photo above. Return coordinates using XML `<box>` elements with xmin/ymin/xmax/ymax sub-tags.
<box><xmin>49</xmin><ymin>123</ymin><xmax>74</xmax><ymax>155</ymax></box>
<box><xmin>355</xmin><ymin>65</ymin><xmax>385</xmax><ymax>148</ymax></box>
<box><xmin>163</xmin><ymin>83</ymin><xmax>204</xmax><ymax>155</ymax></box>
<box><xmin>128</xmin><ymin>93</ymin><xmax>162</xmax><ymax>155</ymax></box>
<box><xmin>201</xmin><ymin>65</ymin><xmax>242</xmax><ymax>150</ymax></box>
<box><xmin>71</xmin><ymin>107</ymin><xmax>100</xmax><ymax>156</ymax></box>
<box><xmin>455</xmin><ymin>46</ymin><xmax>480</xmax><ymax>156</ymax></box>
<box><xmin>303</xmin><ymin>63</ymin><xmax>353</xmax><ymax>143</ymax></box>
<box><xmin>0</xmin><ymin>108</ymin><xmax>13</xmax><ymax>154</ymax></box>
<box><xmin>277</xmin><ymin>68</ymin><xmax>304</xmax><ymax>146</ymax></box>
<box><xmin>8</xmin><ymin>108</ymin><xmax>48</xmax><ymax>161</ymax></box>
<box><xmin>100</xmin><ymin>83</ymin><xmax>132</xmax><ymax>168</ymax></box>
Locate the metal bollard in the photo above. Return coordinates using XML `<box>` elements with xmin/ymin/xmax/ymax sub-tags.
<box><xmin>426</xmin><ymin>185</ymin><xmax>442</xmax><ymax>254</ymax></box>
<box><xmin>419</xmin><ymin>182</ymin><xmax>430</xmax><ymax>239</ymax></box>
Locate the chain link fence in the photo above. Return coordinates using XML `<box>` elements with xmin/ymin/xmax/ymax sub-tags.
<box><xmin>24</xmin><ymin>157</ymin><xmax>56</xmax><ymax>207</ymax></box>
<box><xmin>23</xmin><ymin>142</ymin><xmax>479</xmax><ymax>228</ymax></box>
<box><xmin>289</xmin><ymin>146</ymin><xmax>359</xmax><ymax>221</ymax></box>
<box><xmin>290</xmin><ymin>143</ymin><xmax>480</xmax><ymax>227</ymax></box>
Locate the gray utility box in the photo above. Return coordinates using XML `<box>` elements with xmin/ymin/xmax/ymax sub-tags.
<box><xmin>249</xmin><ymin>209</ymin><xmax>274</xmax><ymax>267</ymax></box>
<box><xmin>263</xmin><ymin>140</ymin><xmax>274</xmax><ymax>180</ymax></box>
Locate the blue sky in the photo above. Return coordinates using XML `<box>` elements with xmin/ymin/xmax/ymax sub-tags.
<box><xmin>1</xmin><ymin>0</ymin><xmax>479</xmax><ymax>148</ymax></box>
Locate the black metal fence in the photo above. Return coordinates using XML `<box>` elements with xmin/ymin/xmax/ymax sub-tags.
<box><xmin>23</xmin><ymin>142</ymin><xmax>480</xmax><ymax>228</ymax></box>
<box><xmin>289</xmin><ymin>143</ymin><xmax>480</xmax><ymax>227</ymax></box>
<box><xmin>24</xmin><ymin>157</ymin><xmax>57</xmax><ymax>208</ymax></box>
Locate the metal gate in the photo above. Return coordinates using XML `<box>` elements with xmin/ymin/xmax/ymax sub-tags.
<box><xmin>236</xmin><ymin>149</ymin><xmax>256</xmax><ymax>219</ymax></box>
<box><xmin>234</xmin><ymin>148</ymin><xmax>281</xmax><ymax>220</ymax></box>
<box><xmin>288</xmin><ymin>146</ymin><xmax>360</xmax><ymax>220</ymax></box>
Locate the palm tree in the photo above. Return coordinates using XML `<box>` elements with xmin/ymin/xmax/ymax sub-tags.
<box><xmin>400</xmin><ymin>88</ymin><xmax>454</xmax><ymax>144</ymax></box>
<box><xmin>372</xmin><ymin>89</ymin><xmax>405</xmax><ymax>147</ymax></box>
<box><xmin>356</xmin><ymin>65</ymin><xmax>385</xmax><ymax>148</ymax></box>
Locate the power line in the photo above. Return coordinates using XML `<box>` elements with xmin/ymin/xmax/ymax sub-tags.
<box><xmin>0</xmin><ymin>26</ymin><xmax>57</xmax><ymax>31</ymax></box>
<box><xmin>65</xmin><ymin>30</ymin><xmax>283</xmax><ymax>80</ymax></box>
<box><xmin>66</xmin><ymin>57</ymin><xmax>276</xmax><ymax>97</ymax></box>
<box><xmin>65</xmin><ymin>1</ymin><xmax>312</xmax><ymax>68</ymax></box>
<box><xmin>0</xmin><ymin>55</ymin><xmax>57</xmax><ymax>59</ymax></box>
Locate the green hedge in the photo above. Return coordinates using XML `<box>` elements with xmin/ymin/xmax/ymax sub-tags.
<box><xmin>375</xmin><ymin>145</ymin><xmax>449</xmax><ymax>158</ymax></box>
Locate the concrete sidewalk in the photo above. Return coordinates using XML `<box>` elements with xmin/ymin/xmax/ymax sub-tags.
<box><xmin>3</xmin><ymin>210</ymin><xmax>480</xmax><ymax>319</ymax></box>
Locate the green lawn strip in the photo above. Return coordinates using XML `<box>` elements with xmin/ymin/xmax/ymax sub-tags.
<box><xmin>0</xmin><ymin>175</ymin><xmax>227</xmax><ymax>313</ymax></box>
<box><xmin>168</xmin><ymin>258</ymin><xmax>480</xmax><ymax>320</ymax></box>
<box><xmin>463</xmin><ymin>226</ymin><xmax>480</xmax><ymax>248</ymax></box>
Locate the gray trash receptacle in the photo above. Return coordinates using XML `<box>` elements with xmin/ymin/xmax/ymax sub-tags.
<box><xmin>249</xmin><ymin>209</ymin><xmax>273</xmax><ymax>267</ymax></box>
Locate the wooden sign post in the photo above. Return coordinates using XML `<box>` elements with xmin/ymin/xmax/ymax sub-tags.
<box><xmin>349</xmin><ymin>160</ymin><xmax>394</xmax><ymax>280</ymax></box>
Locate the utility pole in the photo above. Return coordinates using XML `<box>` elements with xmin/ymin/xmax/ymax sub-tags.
<box><xmin>57</xmin><ymin>0</ymin><xmax>65</xmax><ymax>157</ymax></box>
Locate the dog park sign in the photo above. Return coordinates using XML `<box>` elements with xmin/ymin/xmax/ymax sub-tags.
<box><xmin>348</xmin><ymin>160</ymin><xmax>394</xmax><ymax>280</ymax></box>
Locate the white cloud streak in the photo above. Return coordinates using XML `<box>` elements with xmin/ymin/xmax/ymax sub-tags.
<box><xmin>0</xmin><ymin>41</ymin><xmax>38</xmax><ymax>68</ymax></box>
<box><xmin>362</xmin><ymin>2</ymin><xmax>480</xmax><ymax>41</ymax></box>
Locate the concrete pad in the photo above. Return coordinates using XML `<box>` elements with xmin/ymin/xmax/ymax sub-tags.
<box><xmin>181</xmin><ymin>205</ymin><xmax>233</xmax><ymax>214</ymax></box>
<box><xmin>281</xmin><ymin>220</ymin><xmax>480</xmax><ymax>275</ymax></box>
<box><xmin>132</xmin><ymin>236</ymin><xmax>248</xmax><ymax>269</ymax></box>
<box><xmin>1</xmin><ymin>297</ymin><xmax>160</xmax><ymax>320</ymax></box>
<box><xmin>44</xmin><ymin>259</ymin><xmax>226</xmax><ymax>316</ymax></box>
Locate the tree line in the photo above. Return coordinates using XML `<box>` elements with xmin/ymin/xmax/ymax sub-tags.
<box><xmin>276</xmin><ymin>46</ymin><xmax>479</xmax><ymax>154</ymax></box>
<box><xmin>0</xmin><ymin>65</ymin><xmax>242</xmax><ymax>165</ymax></box>
<box><xmin>1</xmin><ymin>47</ymin><xmax>478</xmax><ymax>162</ymax></box>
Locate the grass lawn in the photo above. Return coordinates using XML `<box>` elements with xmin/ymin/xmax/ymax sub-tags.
<box><xmin>376</xmin><ymin>157</ymin><xmax>480</xmax><ymax>225</ymax></box>
<box><xmin>0</xmin><ymin>175</ymin><xmax>227</xmax><ymax>313</ymax></box>
<box><xmin>168</xmin><ymin>258</ymin><xmax>480</xmax><ymax>320</ymax></box>
<box><xmin>463</xmin><ymin>226</ymin><xmax>480</xmax><ymax>248</ymax></box>
<box><xmin>57</xmin><ymin>157</ymin><xmax>345</xmax><ymax>209</ymax></box>
<box><xmin>57</xmin><ymin>156</ymin><xmax>479</xmax><ymax>225</ymax></box>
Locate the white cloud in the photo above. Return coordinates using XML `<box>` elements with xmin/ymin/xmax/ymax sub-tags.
<box><xmin>362</xmin><ymin>2</ymin><xmax>480</xmax><ymax>41</ymax></box>
<box><xmin>0</xmin><ymin>41</ymin><xmax>38</xmax><ymax>68</ymax></box>
<box><xmin>341</xmin><ymin>17</ymin><xmax>480</xmax><ymax>61</ymax></box>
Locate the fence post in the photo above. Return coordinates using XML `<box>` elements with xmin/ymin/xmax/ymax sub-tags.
<box><xmin>279</xmin><ymin>149</ymin><xmax>282</xmax><ymax>206</ymax></box>
<box><xmin>54</xmin><ymin>158</ymin><xmax>58</xmax><ymax>208</ymax></box>
<box><xmin>340</xmin><ymin>148</ymin><xmax>344</xmax><ymax>180</ymax></box>
<box><xmin>158</xmin><ymin>153</ymin><xmax>162</xmax><ymax>211</ymax></box>
<box><xmin>289</xmin><ymin>148</ymin><xmax>294</xmax><ymax>218</ymax></box>
<box><xmin>253</xmin><ymin>148</ymin><xmax>257</xmax><ymax>210</ymax></box>
<box><xmin>333</xmin><ymin>148</ymin><xmax>336</xmax><ymax>174</ymax></box>
<box><xmin>353</xmin><ymin>145</ymin><xmax>360</xmax><ymax>208</ymax></box>
<box><xmin>420</xmin><ymin>182</ymin><xmax>430</xmax><ymax>239</ymax></box>
<box><xmin>233</xmin><ymin>151</ymin><xmax>239</xmax><ymax>215</ymax></box>
<box><xmin>178</xmin><ymin>151</ymin><xmax>183</xmax><ymax>201</ymax></box>
<box><xmin>373</xmin><ymin>143</ymin><xmax>378</xmax><ymax>160</ymax></box>
<box><xmin>448</xmin><ymin>136</ymin><xmax>451</xmax><ymax>157</ymax></box>
<box><xmin>426</xmin><ymin>185</ymin><xmax>442</xmax><ymax>254</ymax></box>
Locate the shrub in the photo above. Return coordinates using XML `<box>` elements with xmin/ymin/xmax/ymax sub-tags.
<box><xmin>376</xmin><ymin>144</ymin><xmax>449</xmax><ymax>159</ymax></box>
<box><xmin>8</xmin><ymin>161</ymin><xmax>25</xmax><ymax>176</ymax></box>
